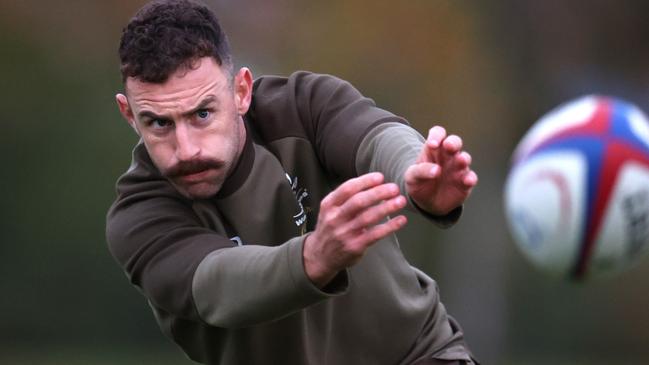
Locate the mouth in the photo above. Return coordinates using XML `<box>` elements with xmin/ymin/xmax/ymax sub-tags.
<box><xmin>178</xmin><ymin>168</ymin><xmax>215</xmax><ymax>184</ymax></box>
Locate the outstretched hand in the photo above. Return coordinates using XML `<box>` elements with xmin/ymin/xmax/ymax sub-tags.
<box><xmin>404</xmin><ymin>126</ymin><xmax>478</xmax><ymax>216</ymax></box>
<box><xmin>303</xmin><ymin>173</ymin><xmax>407</xmax><ymax>288</ymax></box>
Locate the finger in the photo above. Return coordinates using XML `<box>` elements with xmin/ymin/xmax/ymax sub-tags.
<box><xmin>338</xmin><ymin>182</ymin><xmax>401</xmax><ymax>219</ymax></box>
<box><xmin>321</xmin><ymin>172</ymin><xmax>384</xmax><ymax>209</ymax></box>
<box><xmin>453</xmin><ymin>151</ymin><xmax>472</xmax><ymax>170</ymax></box>
<box><xmin>426</xmin><ymin>126</ymin><xmax>447</xmax><ymax>149</ymax></box>
<box><xmin>404</xmin><ymin>163</ymin><xmax>440</xmax><ymax>184</ymax></box>
<box><xmin>351</xmin><ymin>215</ymin><xmax>408</xmax><ymax>249</ymax></box>
<box><xmin>442</xmin><ymin>134</ymin><xmax>463</xmax><ymax>155</ymax></box>
<box><xmin>462</xmin><ymin>170</ymin><xmax>478</xmax><ymax>188</ymax></box>
<box><xmin>345</xmin><ymin>194</ymin><xmax>407</xmax><ymax>232</ymax></box>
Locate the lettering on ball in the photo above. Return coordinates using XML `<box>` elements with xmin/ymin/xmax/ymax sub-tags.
<box><xmin>622</xmin><ymin>189</ymin><xmax>649</xmax><ymax>260</ymax></box>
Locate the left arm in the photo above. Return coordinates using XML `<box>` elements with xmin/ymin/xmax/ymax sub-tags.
<box><xmin>355</xmin><ymin>122</ymin><xmax>477</xmax><ymax>226</ymax></box>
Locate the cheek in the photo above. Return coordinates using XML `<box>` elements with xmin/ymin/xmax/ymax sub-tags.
<box><xmin>143</xmin><ymin>139</ymin><xmax>176</xmax><ymax>169</ymax></box>
<box><xmin>201</xmin><ymin>132</ymin><xmax>231</xmax><ymax>158</ymax></box>
<box><xmin>205</xmin><ymin>121</ymin><xmax>240</xmax><ymax>153</ymax></box>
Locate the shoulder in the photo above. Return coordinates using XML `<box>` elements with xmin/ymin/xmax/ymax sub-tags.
<box><xmin>246</xmin><ymin>71</ymin><xmax>378</xmax><ymax>141</ymax></box>
<box><xmin>246</xmin><ymin>71</ymin><xmax>346</xmax><ymax>143</ymax></box>
<box><xmin>252</xmin><ymin>71</ymin><xmax>350</xmax><ymax>97</ymax></box>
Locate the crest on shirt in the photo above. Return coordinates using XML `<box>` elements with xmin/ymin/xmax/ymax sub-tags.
<box><xmin>285</xmin><ymin>173</ymin><xmax>309</xmax><ymax>234</ymax></box>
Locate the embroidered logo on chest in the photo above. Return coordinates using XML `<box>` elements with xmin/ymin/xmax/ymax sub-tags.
<box><xmin>285</xmin><ymin>173</ymin><xmax>309</xmax><ymax>230</ymax></box>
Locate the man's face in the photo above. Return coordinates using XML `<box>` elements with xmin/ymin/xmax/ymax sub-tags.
<box><xmin>116</xmin><ymin>57</ymin><xmax>253</xmax><ymax>199</ymax></box>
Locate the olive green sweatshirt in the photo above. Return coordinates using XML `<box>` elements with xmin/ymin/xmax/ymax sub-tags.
<box><xmin>106</xmin><ymin>72</ymin><xmax>474</xmax><ymax>364</ymax></box>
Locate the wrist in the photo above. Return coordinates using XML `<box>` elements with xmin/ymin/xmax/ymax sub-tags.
<box><xmin>409</xmin><ymin>195</ymin><xmax>463</xmax><ymax>228</ymax></box>
<box><xmin>409</xmin><ymin>195</ymin><xmax>445</xmax><ymax>216</ymax></box>
<box><xmin>302</xmin><ymin>234</ymin><xmax>337</xmax><ymax>288</ymax></box>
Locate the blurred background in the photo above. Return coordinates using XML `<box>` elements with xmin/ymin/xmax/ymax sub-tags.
<box><xmin>2</xmin><ymin>0</ymin><xmax>649</xmax><ymax>364</ymax></box>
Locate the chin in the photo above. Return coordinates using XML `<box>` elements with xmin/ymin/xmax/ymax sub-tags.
<box><xmin>176</xmin><ymin>182</ymin><xmax>221</xmax><ymax>200</ymax></box>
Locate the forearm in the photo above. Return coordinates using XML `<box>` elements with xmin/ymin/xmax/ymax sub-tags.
<box><xmin>355</xmin><ymin>122</ymin><xmax>422</xmax><ymax>200</ymax></box>
<box><xmin>355</xmin><ymin>122</ymin><xmax>462</xmax><ymax>227</ymax></box>
<box><xmin>192</xmin><ymin>236</ymin><xmax>347</xmax><ymax>328</ymax></box>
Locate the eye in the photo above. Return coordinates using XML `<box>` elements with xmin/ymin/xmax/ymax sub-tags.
<box><xmin>150</xmin><ymin>119</ymin><xmax>172</xmax><ymax>129</ymax></box>
<box><xmin>197</xmin><ymin>109</ymin><xmax>210</xmax><ymax>120</ymax></box>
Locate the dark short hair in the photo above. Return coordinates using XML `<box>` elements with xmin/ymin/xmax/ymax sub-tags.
<box><xmin>118</xmin><ymin>0</ymin><xmax>232</xmax><ymax>83</ymax></box>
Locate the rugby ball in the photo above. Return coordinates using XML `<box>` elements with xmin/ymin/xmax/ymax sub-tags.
<box><xmin>504</xmin><ymin>95</ymin><xmax>649</xmax><ymax>279</ymax></box>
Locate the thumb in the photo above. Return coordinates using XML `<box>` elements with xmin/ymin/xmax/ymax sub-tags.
<box><xmin>405</xmin><ymin>162</ymin><xmax>440</xmax><ymax>185</ymax></box>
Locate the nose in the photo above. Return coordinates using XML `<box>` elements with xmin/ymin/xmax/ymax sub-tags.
<box><xmin>174</xmin><ymin>123</ymin><xmax>200</xmax><ymax>161</ymax></box>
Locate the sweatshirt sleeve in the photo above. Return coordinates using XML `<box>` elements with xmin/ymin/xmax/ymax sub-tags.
<box><xmin>106</xmin><ymin>143</ymin><xmax>345</xmax><ymax>329</ymax></box>
<box><xmin>249</xmin><ymin>71</ymin><xmax>408</xmax><ymax>180</ymax></box>
<box><xmin>192</xmin><ymin>236</ymin><xmax>348</xmax><ymax>328</ymax></box>
<box><xmin>355</xmin><ymin>122</ymin><xmax>462</xmax><ymax>228</ymax></box>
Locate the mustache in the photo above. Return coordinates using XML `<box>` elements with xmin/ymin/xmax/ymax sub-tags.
<box><xmin>164</xmin><ymin>158</ymin><xmax>224</xmax><ymax>178</ymax></box>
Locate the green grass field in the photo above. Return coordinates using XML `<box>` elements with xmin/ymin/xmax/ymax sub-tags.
<box><xmin>0</xmin><ymin>345</ymin><xmax>194</xmax><ymax>365</ymax></box>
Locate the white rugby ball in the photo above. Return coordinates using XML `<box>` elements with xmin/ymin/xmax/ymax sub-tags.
<box><xmin>504</xmin><ymin>95</ymin><xmax>649</xmax><ymax>279</ymax></box>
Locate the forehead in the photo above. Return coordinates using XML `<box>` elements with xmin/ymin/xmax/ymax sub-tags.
<box><xmin>125</xmin><ymin>57</ymin><xmax>230</xmax><ymax>109</ymax></box>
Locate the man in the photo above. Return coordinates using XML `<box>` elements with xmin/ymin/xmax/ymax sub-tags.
<box><xmin>107</xmin><ymin>1</ymin><xmax>479</xmax><ymax>364</ymax></box>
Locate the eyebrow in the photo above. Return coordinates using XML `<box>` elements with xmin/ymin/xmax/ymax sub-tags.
<box><xmin>186</xmin><ymin>95</ymin><xmax>218</xmax><ymax>117</ymax></box>
<box><xmin>137</xmin><ymin>95</ymin><xmax>219</xmax><ymax>121</ymax></box>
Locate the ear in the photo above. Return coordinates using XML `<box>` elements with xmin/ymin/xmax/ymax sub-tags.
<box><xmin>115</xmin><ymin>93</ymin><xmax>140</xmax><ymax>136</ymax></box>
<box><xmin>233</xmin><ymin>67</ymin><xmax>253</xmax><ymax>116</ymax></box>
